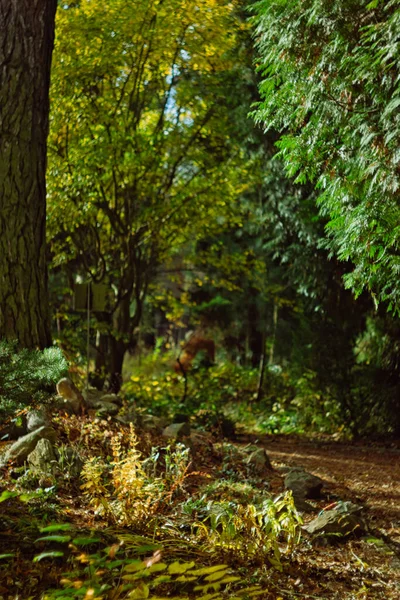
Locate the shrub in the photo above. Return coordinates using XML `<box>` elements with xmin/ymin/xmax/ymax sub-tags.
<box><xmin>0</xmin><ymin>340</ymin><xmax>68</xmax><ymax>420</ymax></box>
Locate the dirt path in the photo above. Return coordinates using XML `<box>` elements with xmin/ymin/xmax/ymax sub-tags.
<box><xmin>239</xmin><ymin>434</ymin><xmax>400</xmax><ymax>599</ymax></box>
<box><xmin>265</xmin><ymin>435</ymin><xmax>400</xmax><ymax>536</ymax></box>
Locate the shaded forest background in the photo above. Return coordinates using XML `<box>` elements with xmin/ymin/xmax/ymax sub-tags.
<box><xmin>2</xmin><ymin>0</ymin><xmax>400</xmax><ymax>437</ymax></box>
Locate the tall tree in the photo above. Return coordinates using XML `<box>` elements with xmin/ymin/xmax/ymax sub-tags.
<box><xmin>0</xmin><ymin>0</ymin><xmax>56</xmax><ymax>347</ymax></box>
<box><xmin>48</xmin><ymin>0</ymin><xmax>245</xmax><ymax>388</ymax></box>
<box><xmin>253</xmin><ymin>0</ymin><xmax>400</xmax><ymax>312</ymax></box>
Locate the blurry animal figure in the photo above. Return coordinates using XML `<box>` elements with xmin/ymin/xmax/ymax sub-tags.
<box><xmin>174</xmin><ymin>332</ymin><xmax>215</xmax><ymax>374</ymax></box>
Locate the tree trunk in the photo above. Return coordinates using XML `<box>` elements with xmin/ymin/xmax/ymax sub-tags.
<box><xmin>108</xmin><ymin>294</ymin><xmax>134</xmax><ymax>392</ymax></box>
<box><xmin>247</xmin><ymin>294</ymin><xmax>263</xmax><ymax>368</ymax></box>
<box><xmin>0</xmin><ymin>0</ymin><xmax>57</xmax><ymax>348</ymax></box>
<box><xmin>109</xmin><ymin>337</ymin><xmax>128</xmax><ymax>393</ymax></box>
<box><xmin>255</xmin><ymin>329</ymin><xmax>267</xmax><ymax>403</ymax></box>
<box><xmin>268</xmin><ymin>301</ymin><xmax>279</xmax><ymax>365</ymax></box>
<box><xmin>93</xmin><ymin>329</ymin><xmax>109</xmax><ymax>389</ymax></box>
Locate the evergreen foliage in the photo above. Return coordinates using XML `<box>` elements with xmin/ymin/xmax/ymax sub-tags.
<box><xmin>0</xmin><ymin>341</ymin><xmax>67</xmax><ymax>420</ymax></box>
<box><xmin>253</xmin><ymin>0</ymin><xmax>400</xmax><ymax>311</ymax></box>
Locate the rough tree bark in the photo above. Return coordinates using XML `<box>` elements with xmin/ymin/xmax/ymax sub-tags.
<box><xmin>0</xmin><ymin>0</ymin><xmax>57</xmax><ymax>348</ymax></box>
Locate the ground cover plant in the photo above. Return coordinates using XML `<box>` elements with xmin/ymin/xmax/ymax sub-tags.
<box><xmin>1</xmin><ymin>365</ymin><xmax>399</xmax><ymax>599</ymax></box>
<box><xmin>0</xmin><ymin>396</ymin><xmax>303</xmax><ymax>598</ymax></box>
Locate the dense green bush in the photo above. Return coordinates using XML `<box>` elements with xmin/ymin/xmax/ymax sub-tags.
<box><xmin>0</xmin><ymin>340</ymin><xmax>68</xmax><ymax>421</ymax></box>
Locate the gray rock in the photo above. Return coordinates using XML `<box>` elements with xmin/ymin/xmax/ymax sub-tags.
<box><xmin>303</xmin><ymin>501</ymin><xmax>365</xmax><ymax>538</ymax></box>
<box><xmin>117</xmin><ymin>412</ymin><xmax>169</xmax><ymax>433</ymax></box>
<box><xmin>84</xmin><ymin>388</ymin><xmax>120</xmax><ymax>416</ymax></box>
<box><xmin>141</xmin><ymin>414</ymin><xmax>167</xmax><ymax>433</ymax></box>
<box><xmin>54</xmin><ymin>395</ymin><xmax>80</xmax><ymax>415</ymax></box>
<box><xmin>284</xmin><ymin>467</ymin><xmax>323</xmax><ymax>502</ymax></box>
<box><xmin>28</xmin><ymin>439</ymin><xmax>57</xmax><ymax>475</ymax></box>
<box><xmin>83</xmin><ymin>388</ymin><xmax>123</xmax><ymax>407</ymax></box>
<box><xmin>0</xmin><ymin>426</ymin><xmax>58</xmax><ymax>467</ymax></box>
<box><xmin>162</xmin><ymin>422</ymin><xmax>191</xmax><ymax>439</ymax></box>
<box><xmin>26</xmin><ymin>408</ymin><xmax>49</xmax><ymax>432</ymax></box>
<box><xmin>116</xmin><ymin>416</ymin><xmax>134</xmax><ymax>427</ymax></box>
<box><xmin>125</xmin><ymin>408</ymin><xmax>137</xmax><ymax>422</ymax></box>
<box><xmin>275</xmin><ymin>466</ymin><xmax>292</xmax><ymax>474</ymax></box>
<box><xmin>100</xmin><ymin>393</ymin><xmax>123</xmax><ymax>407</ymax></box>
<box><xmin>190</xmin><ymin>428</ymin><xmax>213</xmax><ymax>442</ymax></box>
<box><xmin>89</xmin><ymin>400</ymin><xmax>119</xmax><ymax>416</ymax></box>
<box><xmin>245</xmin><ymin>448</ymin><xmax>273</xmax><ymax>474</ymax></box>
<box><xmin>186</xmin><ymin>430</ymin><xmax>214</xmax><ymax>457</ymax></box>
<box><xmin>82</xmin><ymin>387</ymin><xmax>103</xmax><ymax>402</ymax></box>
<box><xmin>56</xmin><ymin>378</ymin><xmax>85</xmax><ymax>414</ymax></box>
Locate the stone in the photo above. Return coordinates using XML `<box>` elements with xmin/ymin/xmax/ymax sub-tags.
<box><xmin>245</xmin><ymin>448</ymin><xmax>273</xmax><ymax>474</ymax></box>
<box><xmin>0</xmin><ymin>426</ymin><xmax>57</xmax><ymax>467</ymax></box>
<box><xmin>83</xmin><ymin>388</ymin><xmax>122</xmax><ymax>407</ymax></box>
<box><xmin>141</xmin><ymin>415</ymin><xmax>166</xmax><ymax>433</ymax></box>
<box><xmin>303</xmin><ymin>501</ymin><xmax>365</xmax><ymax>538</ymax></box>
<box><xmin>54</xmin><ymin>395</ymin><xmax>79</xmax><ymax>415</ymax></box>
<box><xmin>82</xmin><ymin>387</ymin><xmax>103</xmax><ymax>403</ymax></box>
<box><xmin>284</xmin><ymin>467</ymin><xmax>324</xmax><ymax>502</ymax></box>
<box><xmin>88</xmin><ymin>399</ymin><xmax>119</xmax><ymax>416</ymax></box>
<box><xmin>56</xmin><ymin>378</ymin><xmax>85</xmax><ymax>414</ymax></box>
<box><xmin>162</xmin><ymin>422</ymin><xmax>191</xmax><ymax>440</ymax></box>
<box><xmin>117</xmin><ymin>412</ymin><xmax>169</xmax><ymax>433</ymax></box>
<box><xmin>275</xmin><ymin>466</ymin><xmax>292</xmax><ymax>474</ymax></box>
<box><xmin>83</xmin><ymin>388</ymin><xmax>120</xmax><ymax>416</ymax></box>
<box><xmin>26</xmin><ymin>408</ymin><xmax>49</xmax><ymax>432</ymax></box>
<box><xmin>115</xmin><ymin>409</ymin><xmax>136</xmax><ymax>427</ymax></box>
<box><xmin>28</xmin><ymin>439</ymin><xmax>57</xmax><ymax>476</ymax></box>
<box><xmin>186</xmin><ymin>430</ymin><xmax>214</xmax><ymax>457</ymax></box>
<box><xmin>100</xmin><ymin>393</ymin><xmax>123</xmax><ymax>407</ymax></box>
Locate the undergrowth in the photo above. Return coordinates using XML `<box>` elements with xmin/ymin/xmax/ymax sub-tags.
<box><xmin>123</xmin><ymin>354</ymin><xmax>347</xmax><ymax>435</ymax></box>
<box><xmin>81</xmin><ymin>426</ymin><xmax>196</xmax><ymax>526</ymax></box>
<box><xmin>80</xmin><ymin>424</ymin><xmax>301</xmax><ymax>563</ymax></box>
<box><xmin>35</xmin><ymin>525</ymin><xmax>275</xmax><ymax>599</ymax></box>
<box><xmin>26</xmin><ymin>420</ymin><xmax>301</xmax><ymax>599</ymax></box>
<box><xmin>0</xmin><ymin>416</ymin><xmax>303</xmax><ymax>599</ymax></box>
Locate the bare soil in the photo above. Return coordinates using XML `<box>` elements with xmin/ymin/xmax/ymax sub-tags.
<box><xmin>244</xmin><ymin>433</ymin><xmax>400</xmax><ymax>599</ymax></box>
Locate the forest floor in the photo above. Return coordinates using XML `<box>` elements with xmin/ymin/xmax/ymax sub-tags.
<box><xmin>1</xmin><ymin>419</ymin><xmax>400</xmax><ymax>599</ymax></box>
<box><xmin>245</xmin><ymin>432</ymin><xmax>400</xmax><ymax>599</ymax></box>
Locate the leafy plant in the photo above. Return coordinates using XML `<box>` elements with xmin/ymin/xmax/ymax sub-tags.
<box><xmin>123</xmin><ymin>361</ymin><xmax>259</xmax><ymax>421</ymax></box>
<box><xmin>48</xmin><ymin>0</ymin><xmax>247</xmax><ymax>385</ymax></box>
<box><xmin>192</xmin><ymin>492</ymin><xmax>302</xmax><ymax>568</ymax></box>
<box><xmin>291</xmin><ymin>370</ymin><xmax>344</xmax><ymax>433</ymax></box>
<box><xmin>0</xmin><ymin>340</ymin><xmax>67</xmax><ymax>420</ymax></box>
<box><xmin>253</xmin><ymin>0</ymin><xmax>400</xmax><ymax>311</ymax></box>
<box><xmin>184</xmin><ymin>480</ymin><xmax>265</xmax><ymax>509</ymax></box>
<box><xmin>81</xmin><ymin>426</ymin><xmax>194</xmax><ymax>527</ymax></box>
<box><xmin>34</xmin><ymin>524</ymin><xmax>269</xmax><ymax>599</ymax></box>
